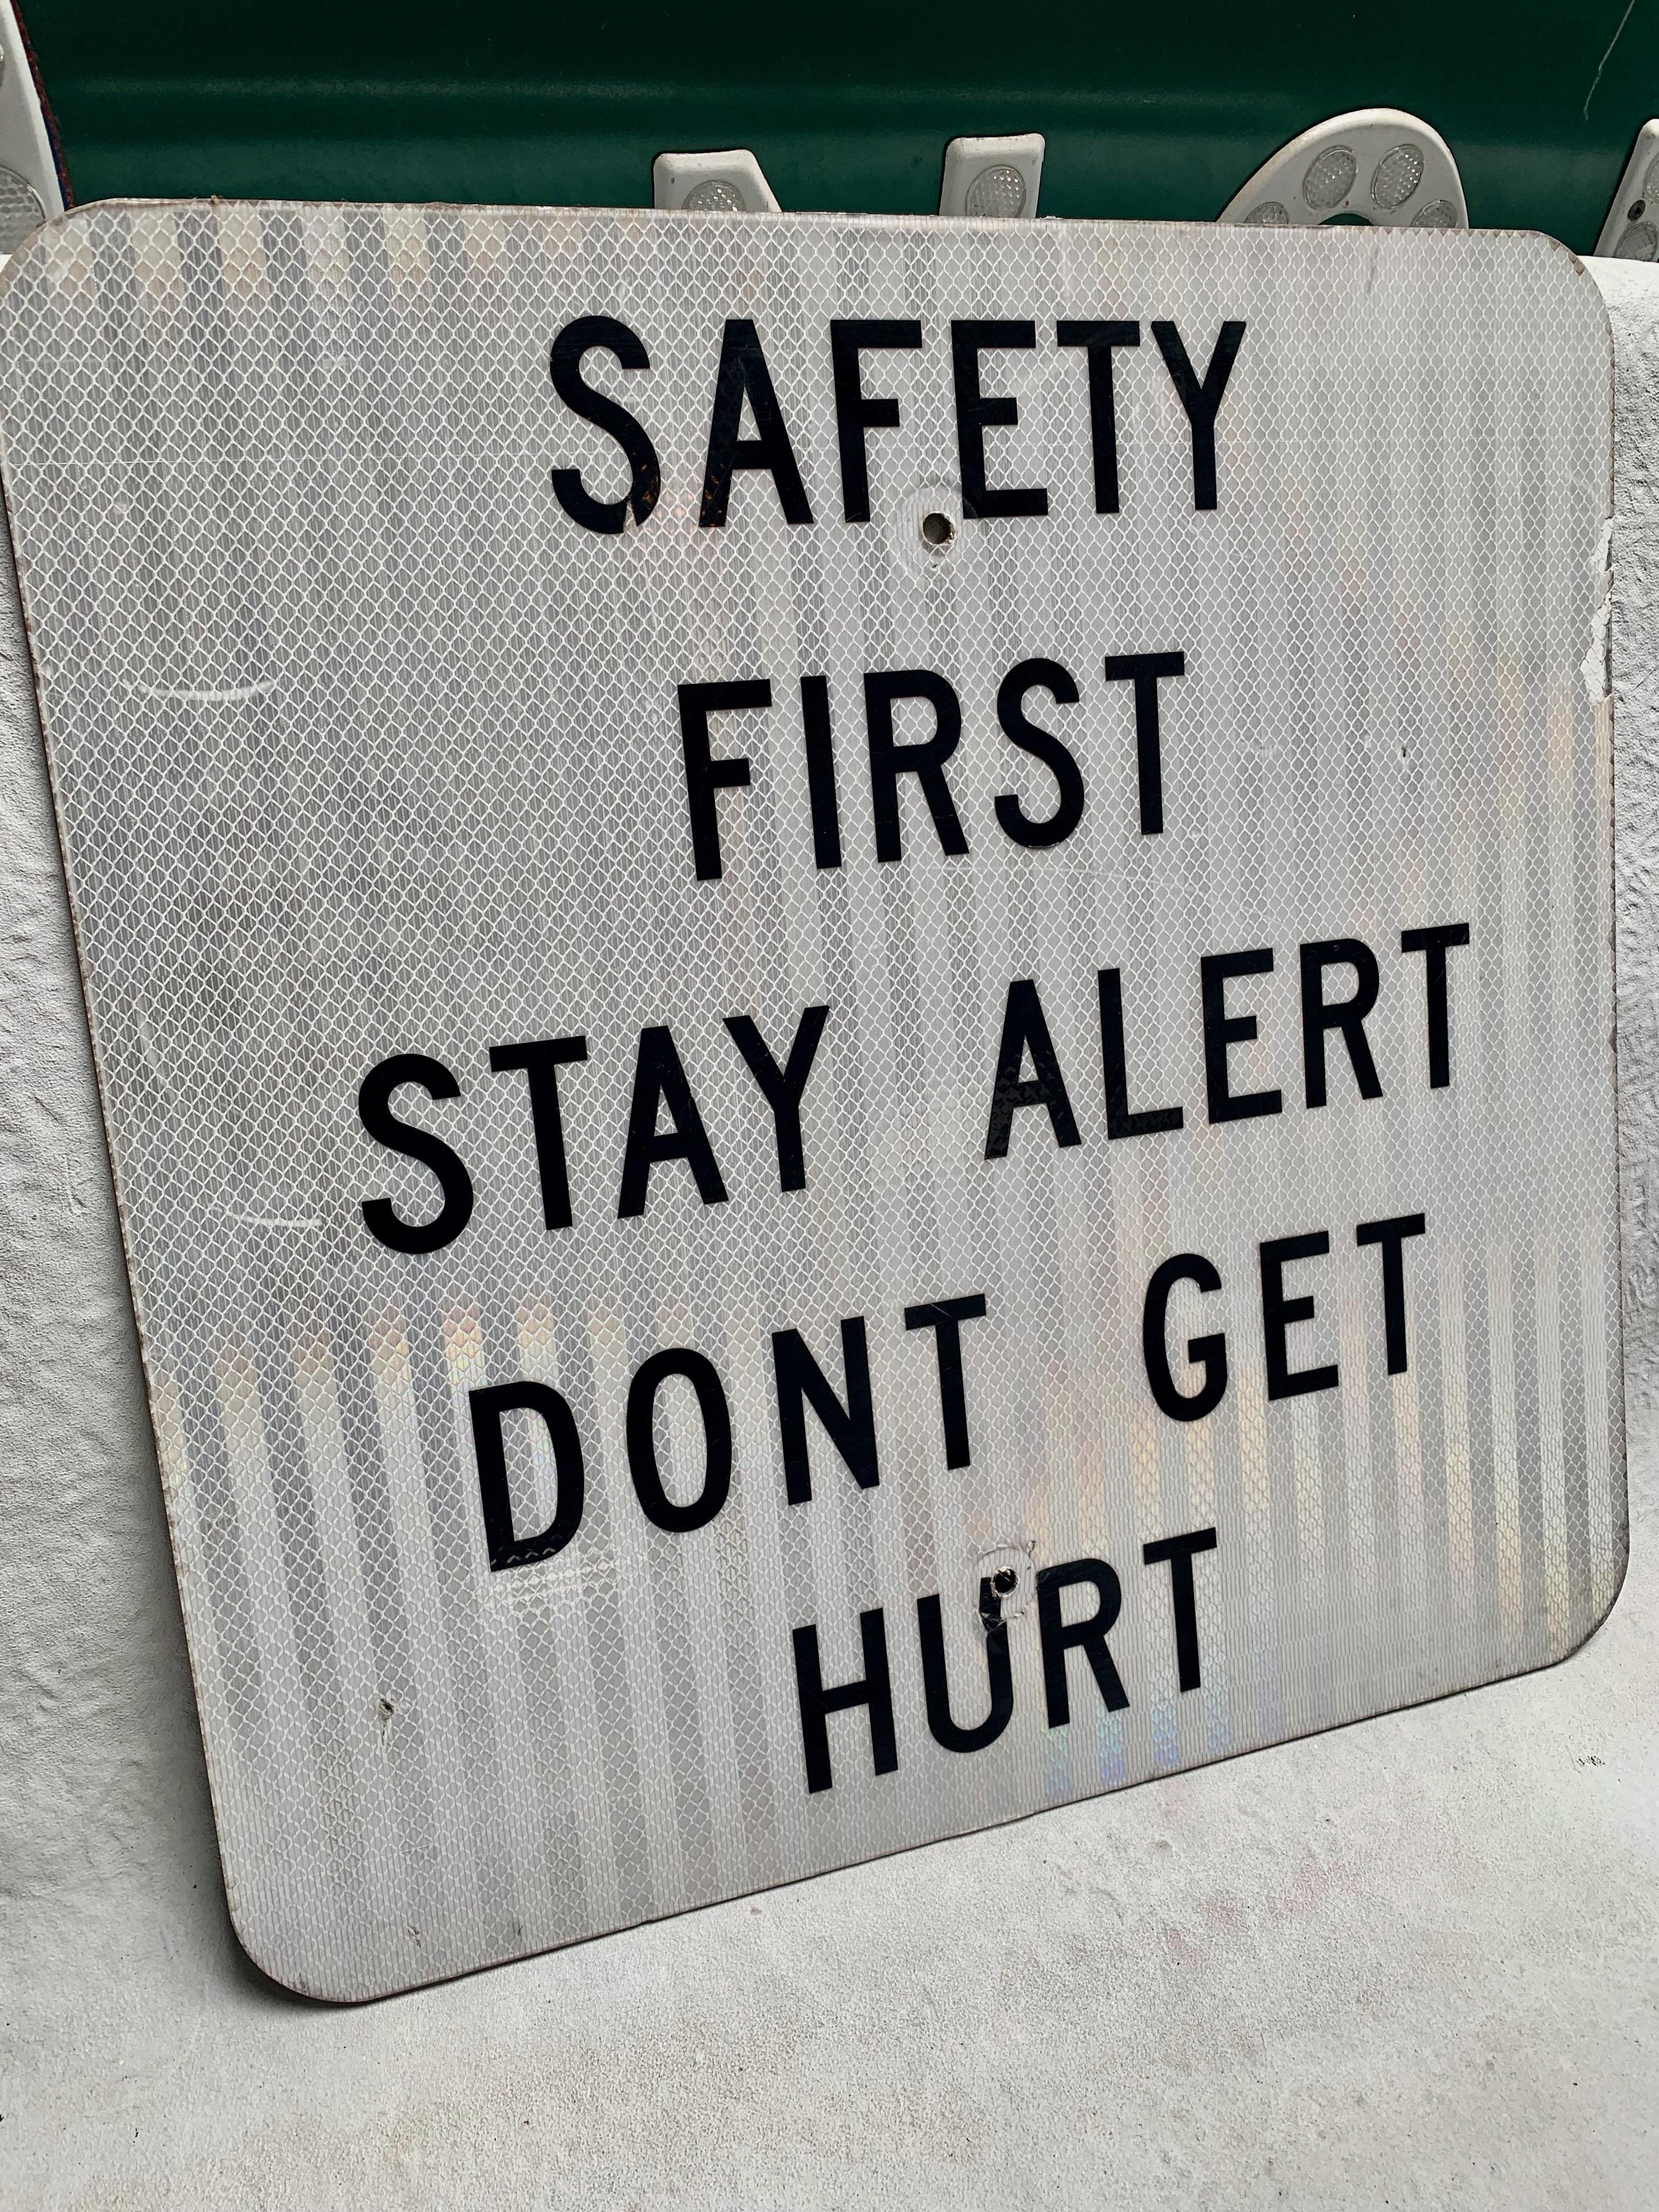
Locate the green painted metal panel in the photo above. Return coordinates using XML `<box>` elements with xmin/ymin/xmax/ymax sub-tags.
<box><xmin>18</xmin><ymin>2</ymin><xmax>1659</xmax><ymax>251</ymax></box>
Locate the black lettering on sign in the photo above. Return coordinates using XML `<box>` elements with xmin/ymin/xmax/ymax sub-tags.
<box><xmin>724</xmin><ymin>1004</ymin><xmax>830</xmax><ymax>1192</ymax></box>
<box><xmin>1142</xmin><ymin>1254</ymin><xmax>1228</xmax><ymax>1421</ymax></box>
<box><xmin>549</xmin><ymin>315</ymin><xmax>662</xmax><ymax>535</ymax></box>
<box><xmin>1142</xmin><ymin>1526</ymin><xmax>1218</xmax><ymax>1691</ymax></box>
<box><xmin>626</xmin><ymin>1348</ymin><xmax>732</xmax><ymax>1533</ymax></box>
<box><xmin>1098</xmin><ymin>967</ymin><xmax>1184</xmax><ymax>1139</ymax></box>
<box><xmin>488</xmin><ymin>1034</ymin><xmax>589</xmax><ymax>1231</ymax></box>
<box><xmin>1201</xmin><ymin>947</ymin><xmax>1283</xmax><ymax>1123</ymax></box>
<box><xmin>617</xmin><ymin>1026</ymin><xmax>729</xmax><ymax>1218</ymax></box>
<box><xmin>788</xmin><ymin>1536</ymin><xmax>1224</xmax><ymax>1793</ymax></box>
<box><xmin>1036</xmin><ymin>1559</ymin><xmax>1129</xmax><ymax>1724</ymax></box>
<box><xmin>865</xmin><ymin>670</ymin><xmax>970</xmax><ymax>861</ymax></box>
<box><xmin>699</xmin><ymin>318</ymin><xmax>814</xmax><ymax>527</ymax></box>
<box><xmin>951</xmin><ymin>320</ymin><xmax>1048</xmax><ymax>520</ymax></box>
<box><xmin>831</xmin><ymin>318</ymin><xmax>923</xmax><ymax>523</ymax></box>
<box><xmin>1356</xmin><ymin>1211</ymin><xmax>1429</xmax><ymax>1374</ymax></box>
<box><xmin>1260</xmin><ymin>1230</ymin><xmax>1339</xmax><ymax>1400</ymax></box>
<box><xmin>1150</xmin><ymin>319</ymin><xmax>1246</xmax><ymax>511</ymax></box>
<box><xmin>1056</xmin><ymin>319</ymin><xmax>1140</xmax><ymax>514</ymax></box>
<box><xmin>771</xmin><ymin>1317</ymin><xmax>881</xmax><ymax>1505</ymax></box>
<box><xmin>983</xmin><ymin>977</ymin><xmax>1082</xmax><ymax>1160</ymax></box>
<box><xmin>917</xmin><ymin>1586</ymin><xmax>1014</xmax><ymax>1754</ymax></box>
<box><xmin>903</xmin><ymin>1295</ymin><xmax>989</xmax><ymax>1469</ymax></box>
<box><xmin>1102</xmin><ymin>651</ymin><xmax>1184</xmax><ymax>836</ymax></box>
<box><xmin>792</xmin><ymin>1609</ymin><xmax>898</xmax><ymax>1793</ymax></box>
<box><xmin>676</xmin><ymin>678</ymin><xmax>767</xmax><ymax>882</ymax></box>
<box><xmin>800</xmin><ymin>675</ymin><xmax>843</xmax><ymax>870</ymax></box>
<box><xmin>1299</xmin><ymin>939</ymin><xmax>1383</xmax><ymax>1108</ymax></box>
<box><xmin>470</xmin><ymin>1381</ymin><xmax>586</xmax><ymax>1570</ymax></box>
<box><xmin>358</xmin><ymin>1052</ymin><xmax>475</xmax><ymax>1254</ymax></box>
<box><xmin>1400</xmin><ymin>922</ymin><xmax>1471</xmax><ymax>1089</ymax></box>
<box><xmin>993</xmin><ymin>658</ymin><xmax>1085</xmax><ymax>849</ymax></box>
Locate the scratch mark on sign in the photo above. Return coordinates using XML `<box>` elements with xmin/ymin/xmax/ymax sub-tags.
<box><xmin>1585</xmin><ymin>0</ymin><xmax>1639</xmax><ymax>120</ymax></box>
<box><xmin>1583</xmin><ymin>520</ymin><xmax>1613</xmax><ymax>703</ymax></box>
<box><xmin>132</xmin><ymin>678</ymin><xmax>277</xmax><ymax>705</ymax></box>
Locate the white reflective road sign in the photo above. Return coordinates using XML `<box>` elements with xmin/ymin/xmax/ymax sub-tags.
<box><xmin>0</xmin><ymin>204</ymin><xmax>1622</xmax><ymax>2000</ymax></box>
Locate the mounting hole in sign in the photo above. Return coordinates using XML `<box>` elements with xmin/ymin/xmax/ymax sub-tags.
<box><xmin>975</xmin><ymin>1543</ymin><xmax>1036</xmax><ymax>1623</ymax></box>
<box><xmin>921</xmin><ymin>510</ymin><xmax>956</xmax><ymax>551</ymax></box>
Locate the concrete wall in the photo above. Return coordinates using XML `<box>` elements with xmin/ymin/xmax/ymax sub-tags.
<box><xmin>4</xmin><ymin>257</ymin><xmax>1658</xmax><ymax>2210</ymax></box>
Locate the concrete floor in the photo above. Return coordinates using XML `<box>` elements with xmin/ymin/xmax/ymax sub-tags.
<box><xmin>4</xmin><ymin>258</ymin><xmax>1658</xmax><ymax>2210</ymax></box>
<box><xmin>7</xmin><ymin>1403</ymin><xmax>1655</xmax><ymax>2208</ymax></box>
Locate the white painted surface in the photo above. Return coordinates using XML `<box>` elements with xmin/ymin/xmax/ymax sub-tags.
<box><xmin>3</xmin><ymin>252</ymin><xmax>1657</xmax><ymax>2207</ymax></box>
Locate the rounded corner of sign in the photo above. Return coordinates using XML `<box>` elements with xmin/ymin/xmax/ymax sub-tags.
<box><xmin>220</xmin><ymin>1885</ymin><xmax>378</xmax><ymax>2007</ymax></box>
<box><xmin>0</xmin><ymin>196</ymin><xmax>116</xmax><ymax>281</ymax></box>
<box><xmin>25</xmin><ymin>194</ymin><xmax>109</xmax><ymax>237</ymax></box>
<box><xmin>1569</xmin><ymin>242</ymin><xmax>1621</xmax><ymax>374</ymax></box>
<box><xmin>1504</xmin><ymin>230</ymin><xmax>1618</xmax><ymax>353</ymax></box>
<box><xmin>0</xmin><ymin>210</ymin><xmax>52</xmax><ymax>283</ymax></box>
<box><xmin>1505</xmin><ymin>225</ymin><xmax>1604</xmax><ymax>281</ymax></box>
<box><xmin>1540</xmin><ymin>1536</ymin><xmax>1632</xmax><ymax>1676</ymax></box>
<box><xmin>1584</xmin><ymin>1524</ymin><xmax>1634</xmax><ymax>1646</ymax></box>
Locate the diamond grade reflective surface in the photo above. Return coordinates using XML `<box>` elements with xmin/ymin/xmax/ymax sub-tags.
<box><xmin>0</xmin><ymin>205</ymin><xmax>1620</xmax><ymax>2000</ymax></box>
